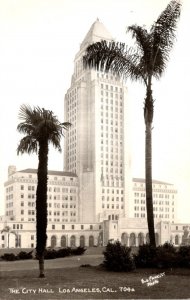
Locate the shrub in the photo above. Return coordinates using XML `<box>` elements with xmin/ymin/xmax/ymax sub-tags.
<box><xmin>56</xmin><ymin>247</ymin><xmax>71</xmax><ymax>258</ymax></box>
<box><xmin>103</xmin><ymin>241</ymin><xmax>135</xmax><ymax>272</ymax></box>
<box><xmin>135</xmin><ymin>242</ymin><xmax>179</xmax><ymax>269</ymax></box>
<box><xmin>134</xmin><ymin>243</ymin><xmax>157</xmax><ymax>268</ymax></box>
<box><xmin>80</xmin><ymin>264</ymin><xmax>91</xmax><ymax>268</ymax></box>
<box><xmin>41</xmin><ymin>246</ymin><xmax>87</xmax><ymax>259</ymax></box>
<box><xmin>17</xmin><ymin>251</ymin><xmax>33</xmax><ymax>260</ymax></box>
<box><xmin>71</xmin><ymin>246</ymin><xmax>87</xmax><ymax>256</ymax></box>
<box><xmin>44</xmin><ymin>249</ymin><xmax>57</xmax><ymax>259</ymax></box>
<box><xmin>177</xmin><ymin>245</ymin><xmax>190</xmax><ymax>268</ymax></box>
<box><xmin>155</xmin><ymin>243</ymin><xmax>178</xmax><ymax>268</ymax></box>
<box><xmin>1</xmin><ymin>253</ymin><xmax>17</xmax><ymax>261</ymax></box>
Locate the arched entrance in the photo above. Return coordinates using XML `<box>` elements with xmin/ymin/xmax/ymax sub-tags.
<box><xmin>70</xmin><ymin>235</ymin><xmax>76</xmax><ymax>247</ymax></box>
<box><xmin>89</xmin><ymin>235</ymin><xmax>94</xmax><ymax>247</ymax></box>
<box><xmin>80</xmin><ymin>236</ymin><xmax>85</xmax><ymax>247</ymax></box>
<box><xmin>51</xmin><ymin>235</ymin><xmax>57</xmax><ymax>248</ymax></box>
<box><xmin>129</xmin><ymin>233</ymin><xmax>136</xmax><ymax>246</ymax></box>
<box><xmin>121</xmin><ymin>233</ymin><xmax>128</xmax><ymax>246</ymax></box>
<box><xmin>138</xmin><ymin>233</ymin><xmax>144</xmax><ymax>246</ymax></box>
<box><xmin>175</xmin><ymin>235</ymin><xmax>179</xmax><ymax>245</ymax></box>
<box><xmin>61</xmin><ymin>235</ymin><xmax>67</xmax><ymax>247</ymax></box>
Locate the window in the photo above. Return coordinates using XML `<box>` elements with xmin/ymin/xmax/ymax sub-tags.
<box><xmin>52</xmin><ymin>225</ymin><xmax>55</xmax><ymax>230</ymax></box>
<box><xmin>90</xmin><ymin>225</ymin><xmax>93</xmax><ymax>230</ymax></box>
<box><xmin>62</xmin><ymin>225</ymin><xmax>65</xmax><ymax>230</ymax></box>
<box><xmin>72</xmin><ymin>225</ymin><xmax>75</xmax><ymax>229</ymax></box>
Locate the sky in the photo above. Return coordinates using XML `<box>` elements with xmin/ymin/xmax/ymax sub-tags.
<box><xmin>0</xmin><ymin>0</ymin><xmax>190</xmax><ymax>222</ymax></box>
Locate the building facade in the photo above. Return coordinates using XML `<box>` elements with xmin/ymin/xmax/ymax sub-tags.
<box><xmin>64</xmin><ymin>19</ymin><xmax>132</xmax><ymax>223</ymax></box>
<box><xmin>1</xmin><ymin>218</ymin><xmax>189</xmax><ymax>249</ymax></box>
<box><xmin>131</xmin><ymin>178</ymin><xmax>177</xmax><ymax>223</ymax></box>
<box><xmin>4</xmin><ymin>166</ymin><xmax>78</xmax><ymax>223</ymax></box>
<box><xmin>1</xmin><ymin>165</ymin><xmax>185</xmax><ymax>250</ymax></box>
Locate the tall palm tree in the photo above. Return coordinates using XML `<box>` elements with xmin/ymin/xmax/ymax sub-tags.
<box><xmin>17</xmin><ymin>104</ymin><xmax>70</xmax><ymax>277</ymax></box>
<box><xmin>83</xmin><ymin>0</ymin><xmax>181</xmax><ymax>247</ymax></box>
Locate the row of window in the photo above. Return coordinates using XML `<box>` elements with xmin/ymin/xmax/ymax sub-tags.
<box><xmin>102</xmin><ymin>196</ymin><xmax>123</xmax><ymax>201</ymax></box>
<box><xmin>101</xmin><ymin>84</ymin><xmax>122</xmax><ymax>92</ymax></box>
<box><xmin>134</xmin><ymin>213</ymin><xmax>173</xmax><ymax>219</ymax></box>
<box><xmin>134</xmin><ymin>192</ymin><xmax>175</xmax><ymax>199</ymax></box>
<box><xmin>102</xmin><ymin>204</ymin><xmax>124</xmax><ymax>209</ymax></box>
<box><xmin>20</xmin><ymin>195</ymin><xmax>77</xmax><ymax>201</ymax></box>
<box><xmin>134</xmin><ymin>206</ymin><xmax>174</xmax><ymax>212</ymax></box>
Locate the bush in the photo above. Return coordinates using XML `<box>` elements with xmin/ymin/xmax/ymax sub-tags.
<box><xmin>1</xmin><ymin>253</ymin><xmax>17</xmax><ymax>261</ymax></box>
<box><xmin>71</xmin><ymin>246</ymin><xmax>87</xmax><ymax>256</ymax></box>
<box><xmin>44</xmin><ymin>249</ymin><xmax>57</xmax><ymax>260</ymax></box>
<box><xmin>135</xmin><ymin>242</ymin><xmax>179</xmax><ymax>269</ymax></box>
<box><xmin>103</xmin><ymin>241</ymin><xmax>135</xmax><ymax>272</ymax></box>
<box><xmin>17</xmin><ymin>251</ymin><xmax>33</xmax><ymax>260</ymax></box>
<box><xmin>134</xmin><ymin>243</ymin><xmax>156</xmax><ymax>268</ymax></box>
<box><xmin>177</xmin><ymin>245</ymin><xmax>190</xmax><ymax>268</ymax></box>
<box><xmin>41</xmin><ymin>247</ymin><xmax>86</xmax><ymax>259</ymax></box>
<box><xmin>56</xmin><ymin>247</ymin><xmax>71</xmax><ymax>258</ymax></box>
<box><xmin>155</xmin><ymin>243</ymin><xmax>178</xmax><ymax>268</ymax></box>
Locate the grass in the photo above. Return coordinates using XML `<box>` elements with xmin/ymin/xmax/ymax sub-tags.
<box><xmin>0</xmin><ymin>248</ymin><xmax>190</xmax><ymax>299</ymax></box>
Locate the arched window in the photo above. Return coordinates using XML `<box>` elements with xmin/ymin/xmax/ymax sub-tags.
<box><xmin>61</xmin><ymin>235</ymin><xmax>67</xmax><ymax>248</ymax></box>
<box><xmin>130</xmin><ymin>233</ymin><xmax>136</xmax><ymax>246</ymax></box>
<box><xmin>175</xmin><ymin>235</ymin><xmax>179</xmax><ymax>245</ymax></box>
<box><xmin>121</xmin><ymin>233</ymin><xmax>128</xmax><ymax>245</ymax></box>
<box><xmin>138</xmin><ymin>233</ymin><xmax>144</xmax><ymax>246</ymax></box>
<box><xmin>51</xmin><ymin>235</ymin><xmax>57</xmax><ymax>248</ymax></box>
<box><xmin>70</xmin><ymin>235</ymin><xmax>76</xmax><ymax>247</ymax></box>
<box><xmin>80</xmin><ymin>236</ymin><xmax>85</xmax><ymax>247</ymax></box>
<box><xmin>89</xmin><ymin>235</ymin><xmax>94</xmax><ymax>247</ymax></box>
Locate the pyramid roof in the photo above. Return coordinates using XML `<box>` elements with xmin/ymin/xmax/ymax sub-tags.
<box><xmin>80</xmin><ymin>18</ymin><xmax>113</xmax><ymax>49</ymax></box>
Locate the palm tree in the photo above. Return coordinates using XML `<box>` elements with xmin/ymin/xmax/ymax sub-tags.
<box><xmin>17</xmin><ymin>104</ymin><xmax>70</xmax><ymax>277</ymax></box>
<box><xmin>83</xmin><ymin>0</ymin><xmax>181</xmax><ymax>247</ymax></box>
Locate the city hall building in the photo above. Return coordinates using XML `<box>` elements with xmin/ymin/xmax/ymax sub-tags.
<box><xmin>0</xmin><ymin>20</ymin><xmax>189</xmax><ymax>249</ymax></box>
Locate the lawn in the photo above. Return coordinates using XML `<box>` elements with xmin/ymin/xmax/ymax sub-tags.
<box><xmin>0</xmin><ymin>248</ymin><xmax>190</xmax><ymax>299</ymax></box>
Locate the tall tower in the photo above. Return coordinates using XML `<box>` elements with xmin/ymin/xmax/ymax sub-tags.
<box><xmin>64</xmin><ymin>19</ymin><xmax>132</xmax><ymax>223</ymax></box>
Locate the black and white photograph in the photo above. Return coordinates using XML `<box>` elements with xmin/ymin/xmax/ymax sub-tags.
<box><xmin>0</xmin><ymin>0</ymin><xmax>190</xmax><ymax>299</ymax></box>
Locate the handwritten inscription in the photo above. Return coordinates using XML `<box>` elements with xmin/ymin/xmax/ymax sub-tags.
<box><xmin>141</xmin><ymin>272</ymin><xmax>165</xmax><ymax>287</ymax></box>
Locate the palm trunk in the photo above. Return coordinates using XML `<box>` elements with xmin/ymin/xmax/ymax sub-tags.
<box><xmin>36</xmin><ymin>141</ymin><xmax>48</xmax><ymax>278</ymax></box>
<box><xmin>144</xmin><ymin>80</ymin><xmax>156</xmax><ymax>248</ymax></box>
<box><xmin>39</xmin><ymin>254</ymin><xmax>45</xmax><ymax>278</ymax></box>
<box><xmin>145</xmin><ymin>123</ymin><xmax>156</xmax><ymax>247</ymax></box>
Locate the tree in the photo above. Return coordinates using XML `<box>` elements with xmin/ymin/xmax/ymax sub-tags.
<box><xmin>83</xmin><ymin>0</ymin><xmax>181</xmax><ymax>247</ymax></box>
<box><xmin>17</xmin><ymin>104</ymin><xmax>70</xmax><ymax>277</ymax></box>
